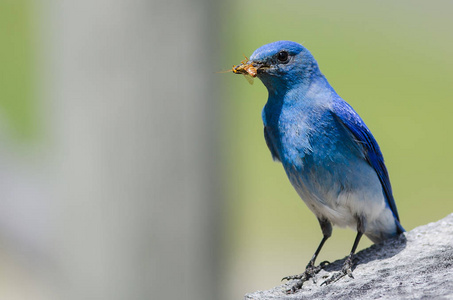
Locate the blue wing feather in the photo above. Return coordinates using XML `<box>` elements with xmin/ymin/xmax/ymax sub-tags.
<box><xmin>331</xmin><ymin>100</ymin><xmax>404</xmax><ymax>233</ymax></box>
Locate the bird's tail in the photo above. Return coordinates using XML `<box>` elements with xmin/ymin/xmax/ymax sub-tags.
<box><xmin>395</xmin><ymin>219</ymin><xmax>405</xmax><ymax>234</ymax></box>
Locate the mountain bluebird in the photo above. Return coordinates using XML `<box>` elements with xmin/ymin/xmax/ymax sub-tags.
<box><xmin>233</xmin><ymin>41</ymin><xmax>404</xmax><ymax>292</ymax></box>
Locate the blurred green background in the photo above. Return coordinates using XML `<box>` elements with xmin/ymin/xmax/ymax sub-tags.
<box><xmin>1</xmin><ymin>1</ymin><xmax>452</xmax><ymax>299</ymax></box>
<box><xmin>221</xmin><ymin>0</ymin><xmax>453</xmax><ymax>297</ymax></box>
<box><xmin>0</xmin><ymin>0</ymin><xmax>37</xmax><ymax>140</ymax></box>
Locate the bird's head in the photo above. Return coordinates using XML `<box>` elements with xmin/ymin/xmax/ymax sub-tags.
<box><xmin>233</xmin><ymin>41</ymin><xmax>321</xmax><ymax>93</ymax></box>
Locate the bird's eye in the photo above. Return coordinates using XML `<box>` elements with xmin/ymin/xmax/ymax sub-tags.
<box><xmin>277</xmin><ymin>51</ymin><xmax>289</xmax><ymax>64</ymax></box>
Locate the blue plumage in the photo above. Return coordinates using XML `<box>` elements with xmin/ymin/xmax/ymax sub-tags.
<box><xmin>235</xmin><ymin>41</ymin><xmax>404</xmax><ymax>290</ymax></box>
<box><xmin>331</xmin><ymin>100</ymin><xmax>404</xmax><ymax>233</ymax></box>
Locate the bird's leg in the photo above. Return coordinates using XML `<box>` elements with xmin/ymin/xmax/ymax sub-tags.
<box><xmin>321</xmin><ymin>217</ymin><xmax>365</xmax><ymax>286</ymax></box>
<box><xmin>283</xmin><ymin>219</ymin><xmax>332</xmax><ymax>293</ymax></box>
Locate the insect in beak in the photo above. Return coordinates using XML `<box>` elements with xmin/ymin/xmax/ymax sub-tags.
<box><xmin>232</xmin><ymin>55</ymin><xmax>257</xmax><ymax>85</ymax></box>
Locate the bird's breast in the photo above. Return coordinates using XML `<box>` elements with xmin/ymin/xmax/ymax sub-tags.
<box><xmin>264</xmin><ymin>104</ymin><xmax>341</xmax><ymax>169</ymax></box>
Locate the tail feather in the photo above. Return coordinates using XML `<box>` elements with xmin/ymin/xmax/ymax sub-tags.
<box><xmin>395</xmin><ymin>219</ymin><xmax>405</xmax><ymax>234</ymax></box>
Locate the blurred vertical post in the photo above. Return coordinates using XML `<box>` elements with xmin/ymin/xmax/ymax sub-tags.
<box><xmin>43</xmin><ymin>1</ymin><xmax>221</xmax><ymax>299</ymax></box>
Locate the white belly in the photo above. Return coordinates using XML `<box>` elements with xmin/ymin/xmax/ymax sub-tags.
<box><xmin>285</xmin><ymin>158</ymin><xmax>397</xmax><ymax>243</ymax></box>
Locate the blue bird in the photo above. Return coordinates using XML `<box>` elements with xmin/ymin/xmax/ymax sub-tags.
<box><xmin>233</xmin><ymin>41</ymin><xmax>404</xmax><ymax>292</ymax></box>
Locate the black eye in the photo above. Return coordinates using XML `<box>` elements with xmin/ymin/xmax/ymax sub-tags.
<box><xmin>277</xmin><ymin>51</ymin><xmax>289</xmax><ymax>63</ymax></box>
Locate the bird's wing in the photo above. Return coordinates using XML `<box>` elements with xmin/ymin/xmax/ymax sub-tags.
<box><xmin>331</xmin><ymin>101</ymin><xmax>403</xmax><ymax>229</ymax></box>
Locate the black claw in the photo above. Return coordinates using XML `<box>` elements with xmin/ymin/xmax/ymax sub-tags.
<box><xmin>285</xmin><ymin>280</ymin><xmax>303</xmax><ymax>294</ymax></box>
<box><xmin>321</xmin><ymin>270</ymin><xmax>344</xmax><ymax>285</ymax></box>
<box><xmin>282</xmin><ymin>261</ymin><xmax>328</xmax><ymax>293</ymax></box>
<box><xmin>321</xmin><ymin>254</ymin><xmax>356</xmax><ymax>286</ymax></box>
<box><xmin>319</xmin><ymin>260</ymin><xmax>330</xmax><ymax>267</ymax></box>
<box><xmin>281</xmin><ymin>276</ymin><xmax>291</xmax><ymax>282</ymax></box>
<box><xmin>281</xmin><ymin>273</ymin><xmax>303</xmax><ymax>281</ymax></box>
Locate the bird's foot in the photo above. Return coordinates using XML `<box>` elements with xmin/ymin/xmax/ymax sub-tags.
<box><xmin>282</xmin><ymin>260</ymin><xmax>329</xmax><ymax>294</ymax></box>
<box><xmin>321</xmin><ymin>254</ymin><xmax>355</xmax><ymax>286</ymax></box>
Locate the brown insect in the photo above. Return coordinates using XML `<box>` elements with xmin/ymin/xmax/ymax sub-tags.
<box><xmin>232</xmin><ymin>56</ymin><xmax>256</xmax><ymax>84</ymax></box>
